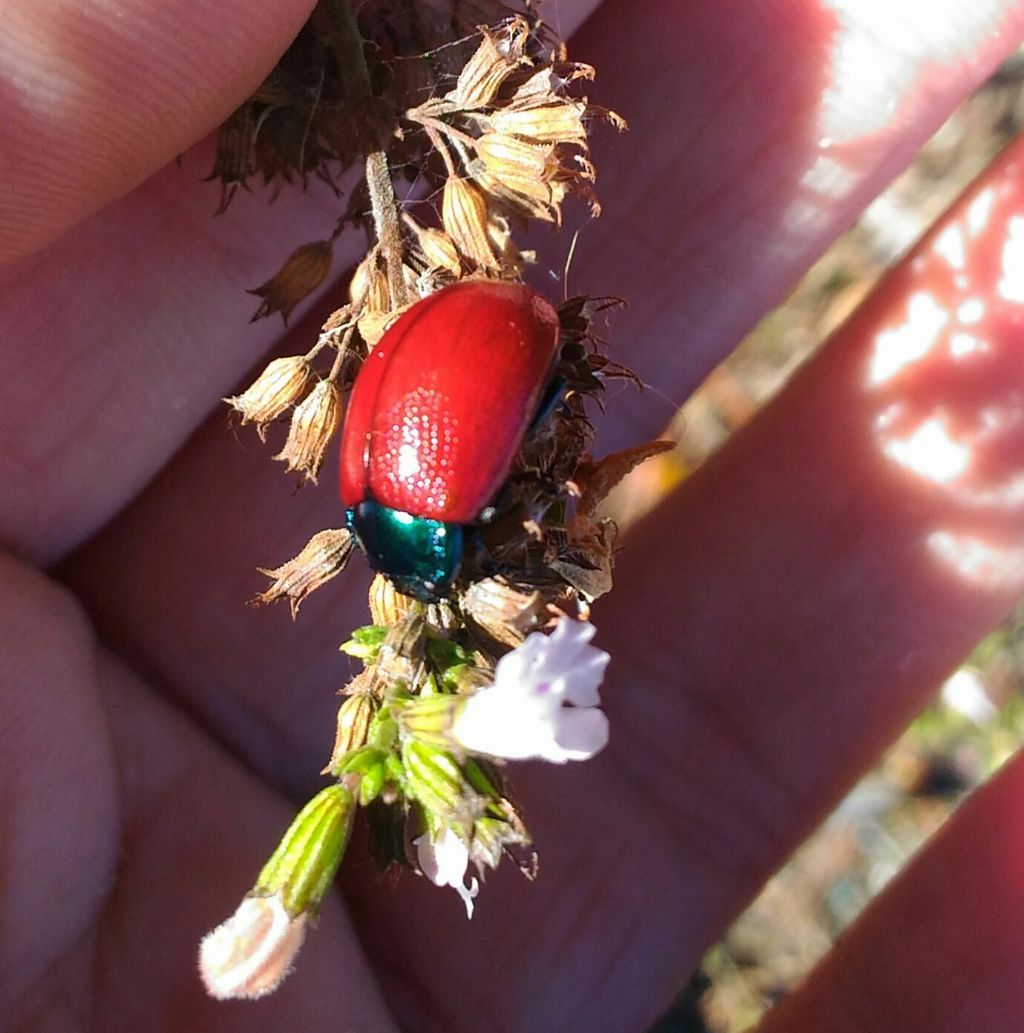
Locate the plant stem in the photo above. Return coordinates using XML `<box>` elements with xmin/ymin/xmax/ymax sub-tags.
<box><xmin>364</xmin><ymin>151</ymin><xmax>408</xmax><ymax>306</ymax></box>
<box><xmin>320</xmin><ymin>0</ymin><xmax>408</xmax><ymax>308</ymax></box>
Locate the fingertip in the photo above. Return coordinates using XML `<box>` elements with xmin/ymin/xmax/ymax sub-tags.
<box><xmin>0</xmin><ymin>0</ymin><xmax>317</xmax><ymax>263</ymax></box>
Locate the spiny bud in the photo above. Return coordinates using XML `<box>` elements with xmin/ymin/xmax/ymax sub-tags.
<box><xmin>226</xmin><ymin>356</ymin><xmax>312</xmax><ymax>440</ymax></box>
<box><xmin>248</xmin><ymin>240</ymin><xmax>333</xmax><ymax>323</ymax></box>
<box><xmin>254</xmin><ymin>528</ymin><xmax>355</xmax><ymax>616</ymax></box>
<box><xmin>274</xmin><ymin>380</ymin><xmax>342</xmax><ymax>483</ymax></box>
<box><xmin>442</xmin><ymin>177</ymin><xmax>499</xmax><ymax>271</ymax></box>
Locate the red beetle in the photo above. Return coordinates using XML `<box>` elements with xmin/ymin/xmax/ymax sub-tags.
<box><xmin>340</xmin><ymin>280</ymin><xmax>562</xmax><ymax>600</ymax></box>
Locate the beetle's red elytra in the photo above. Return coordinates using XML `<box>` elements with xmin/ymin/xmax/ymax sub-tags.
<box><xmin>340</xmin><ymin>280</ymin><xmax>561</xmax><ymax>600</ymax></box>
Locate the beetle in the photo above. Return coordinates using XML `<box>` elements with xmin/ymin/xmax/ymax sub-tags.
<box><xmin>340</xmin><ymin>279</ymin><xmax>562</xmax><ymax>602</ymax></box>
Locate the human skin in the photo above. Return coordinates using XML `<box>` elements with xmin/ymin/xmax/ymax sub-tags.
<box><xmin>3</xmin><ymin>1</ymin><xmax>1024</xmax><ymax>1031</ymax></box>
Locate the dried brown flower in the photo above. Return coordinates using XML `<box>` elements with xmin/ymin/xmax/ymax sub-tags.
<box><xmin>488</xmin><ymin>101</ymin><xmax>589</xmax><ymax>145</ymax></box>
<box><xmin>451</xmin><ymin>20</ymin><xmax>530</xmax><ymax>109</ymax></box>
<box><xmin>248</xmin><ymin>241</ymin><xmax>333</xmax><ymax>323</ymax></box>
<box><xmin>274</xmin><ymin>380</ymin><xmax>343</xmax><ymax>483</ymax></box>
<box><xmin>550</xmin><ymin>519</ymin><xmax>617</xmax><ymax>603</ymax></box>
<box><xmin>442</xmin><ymin>177</ymin><xmax>499</xmax><ymax>271</ymax></box>
<box><xmin>460</xmin><ymin>577</ymin><xmax>547</xmax><ymax>647</ymax></box>
<box><xmin>326</xmin><ymin>686</ymin><xmax>377</xmax><ymax>773</ymax></box>
<box><xmin>575</xmin><ymin>440</ymin><xmax>675</xmax><ymax>519</ymax></box>
<box><xmin>403</xmin><ymin>215</ymin><xmax>462</xmax><ymax>277</ymax></box>
<box><xmin>254</xmin><ymin>528</ymin><xmax>355</xmax><ymax>616</ymax></box>
<box><xmin>226</xmin><ymin>356</ymin><xmax>312</xmax><ymax>440</ymax></box>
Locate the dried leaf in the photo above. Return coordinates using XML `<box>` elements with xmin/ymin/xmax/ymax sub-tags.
<box><xmin>550</xmin><ymin>519</ymin><xmax>617</xmax><ymax>602</ymax></box>
<box><xmin>576</xmin><ymin>440</ymin><xmax>675</xmax><ymax>519</ymax></box>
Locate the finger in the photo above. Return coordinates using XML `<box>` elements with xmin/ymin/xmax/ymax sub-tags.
<box><xmin>559</xmin><ymin>0</ymin><xmax>1024</xmax><ymax>451</ymax></box>
<box><xmin>1</xmin><ymin>0</ymin><xmax>316</xmax><ymax>262</ymax></box>
<box><xmin>0</xmin><ymin>553</ymin><xmax>119</xmax><ymax>1016</ymax></box>
<box><xmin>0</xmin><ymin>145</ymin><xmax>352</xmax><ymax>565</ymax></box>
<box><xmin>0</xmin><ymin>549</ymin><xmax>394</xmax><ymax>1030</ymax></box>
<box><xmin>756</xmin><ymin>750</ymin><xmax>1024</xmax><ymax>1033</ymax></box>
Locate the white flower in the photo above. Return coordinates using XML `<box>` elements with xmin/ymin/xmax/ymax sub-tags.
<box><xmin>199</xmin><ymin>894</ymin><xmax>307</xmax><ymax>1000</ymax></box>
<box><xmin>415</xmin><ymin>827</ymin><xmax>480</xmax><ymax>918</ymax></box>
<box><xmin>452</xmin><ymin>617</ymin><xmax>610</xmax><ymax>763</ymax></box>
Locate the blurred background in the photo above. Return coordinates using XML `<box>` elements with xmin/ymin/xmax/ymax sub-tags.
<box><xmin>609</xmin><ymin>44</ymin><xmax>1024</xmax><ymax>1033</ymax></box>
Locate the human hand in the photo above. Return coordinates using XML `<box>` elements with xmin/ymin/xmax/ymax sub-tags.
<box><xmin>3</xmin><ymin>1</ymin><xmax>1024</xmax><ymax>1031</ymax></box>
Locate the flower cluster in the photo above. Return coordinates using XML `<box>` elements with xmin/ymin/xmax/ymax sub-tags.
<box><xmin>201</xmin><ymin>614</ymin><xmax>610</xmax><ymax>994</ymax></box>
<box><xmin>407</xmin><ymin>17</ymin><xmax>622</xmax><ymax>231</ymax></box>
<box><xmin>202</xmin><ymin>6</ymin><xmax>654</xmax><ymax>1004</ymax></box>
<box><xmin>399</xmin><ymin>17</ymin><xmax>624</xmax><ymax>283</ymax></box>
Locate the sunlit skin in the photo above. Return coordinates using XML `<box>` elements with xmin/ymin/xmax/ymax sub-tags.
<box><xmin>4</xmin><ymin>2</ymin><xmax>1024</xmax><ymax>1032</ymax></box>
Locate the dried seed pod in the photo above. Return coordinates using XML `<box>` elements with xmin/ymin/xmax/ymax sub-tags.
<box><xmin>451</xmin><ymin>19</ymin><xmax>530</xmax><ymax>109</ymax></box>
<box><xmin>275</xmin><ymin>380</ymin><xmax>343</xmax><ymax>483</ymax></box>
<box><xmin>460</xmin><ymin>577</ymin><xmax>547</xmax><ymax>647</ymax></box>
<box><xmin>226</xmin><ymin>356</ymin><xmax>312</xmax><ymax>439</ymax></box>
<box><xmin>474</xmin><ymin>133</ymin><xmax>557</xmax><ymax>183</ymax></box>
<box><xmin>368</xmin><ymin>573</ymin><xmax>419</xmax><ymax>626</ymax></box>
<box><xmin>405</xmin><ymin>217</ymin><xmax>462</xmax><ymax>277</ymax></box>
<box><xmin>249</xmin><ymin>241</ymin><xmax>333</xmax><ymax>323</ymax></box>
<box><xmin>442</xmin><ymin>177</ymin><xmax>499</xmax><ymax>271</ymax></box>
<box><xmin>472</xmin><ymin>165</ymin><xmax>562</xmax><ymax>223</ymax></box>
<box><xmin>489</xmin><ymin>101</ymin><xmax>588</xmax><ymax>145</ymax></box>
<box><xmin>350</xmin><ymin>250</ymin><xmax>390</xmax><ymax>312</ymax></box>
<box><xmin>254</xmin><ymin>528</ymin><xmax>355</xmax><ymax>616</ymax></box>
<box><xmin>326</xmin><ymin>689</ymin><xmax>377</xmax><ymax>771</ymax></box>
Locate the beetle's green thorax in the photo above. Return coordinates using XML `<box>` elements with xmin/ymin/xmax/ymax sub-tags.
<box><xmin>348</xmin><ymin>500</ymin><xmax>463</xmax><ymax>602</ymax></box>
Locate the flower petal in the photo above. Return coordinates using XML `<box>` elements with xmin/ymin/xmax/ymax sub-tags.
<box><xmin>415</xmin><ymin>827</ymin><xmax>480</xmax><ymax>918</ymax></box>
<box><xmin>552</xmin><ymin>706</ymin><xmax>610</xmax><ymax>762</ymax></box>
<box><xmin>199</xmin><ymin>894</ymin><xmax>307</xmax><ymax>1000</ymax></box>
<box><xmin>451</xmin><ymin>618</ymin><xmax>610</xmax><ymax>763</ymax></box>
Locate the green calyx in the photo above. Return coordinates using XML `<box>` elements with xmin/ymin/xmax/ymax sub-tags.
<box><xmin>401</xmin><ymin>739</ymin><xmax>469</xmax><ymax>817</ymax></box>
<box><xmin>255</xmin><ymin>784</ymin><xmax>355</xmax><ymax>916</ymax></box>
